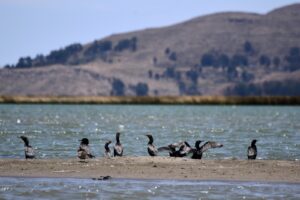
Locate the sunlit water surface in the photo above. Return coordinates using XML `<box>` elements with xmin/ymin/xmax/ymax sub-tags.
<box><xmin>0</xmin><ymin>177</ymin><xmax>300</xmax><ymax>200</ymax></box>
<box><xmin>1</xmin><ymin>105</ymin><xmax>300</xmax><ymax>199</ymax></box>
<box><xmin>0</xmin><ymin>105</ymin><xmax>299</xmax><ymax>160</ymax></box>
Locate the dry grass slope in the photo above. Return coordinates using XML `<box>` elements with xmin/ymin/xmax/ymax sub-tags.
<box><xmin>1</xmin><ymin>4</ymin><xmax>300</xmax><ymax>96</ymax></box>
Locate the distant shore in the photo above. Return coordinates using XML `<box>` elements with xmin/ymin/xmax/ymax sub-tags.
<box><xmin>0</xmin><ymin>157</ymin><xmax>299</xmax><ymax>182</ymax></box>
<box><xmin>0</xmin><ymin>96</ymin><xmax>300</xmax><ymax>105</ymax></box>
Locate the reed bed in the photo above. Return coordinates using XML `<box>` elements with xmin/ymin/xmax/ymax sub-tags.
<box><xmin>0</xmin><ymin>96</ymin><xmax>300</xmax><ymax>105</ymax></box>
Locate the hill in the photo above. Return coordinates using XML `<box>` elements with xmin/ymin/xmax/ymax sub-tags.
<box><xmin>1</xmin><ymin>4</ymin><xmax>300</xmax><ymax>96</ymax></box>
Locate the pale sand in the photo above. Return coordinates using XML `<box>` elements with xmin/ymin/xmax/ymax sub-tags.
<box><xmin>0</xmin><ymin>157</ymin><xmax>299</xmax><ymax>182</ymax></box>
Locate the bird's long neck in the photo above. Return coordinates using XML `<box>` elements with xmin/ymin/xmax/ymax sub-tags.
<box><xmin>22</xmin><ymin>140</ymin><xmax>29</xmax><ymax>147</ymax></box>
<box><xmin>116</xmin><ymin>134</ymin><xmax>120</xmax><ymax>144</ymax></box>
<box><xmin>148</xmin><ymin>136</ymin><xmax>153</xmax><ymax>145</ymax></box>
<box><xmin>105</xmin><ymin>143</ymin><xmax>110</xmax><ymax>151</ymax></box>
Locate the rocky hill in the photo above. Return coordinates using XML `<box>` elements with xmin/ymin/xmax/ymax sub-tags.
<box><xmin>1</xmin><ymin>4</ymin><xmax>300</xmax><ymax>96</ymax></box>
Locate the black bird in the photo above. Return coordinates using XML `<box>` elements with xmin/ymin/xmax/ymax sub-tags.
<box><xmin>177</xmin><ymin>141</ymin><xmax>193</xmax><ymax>157</ymax></box>
<box><xmin>158</xmin><ymin>142</ymin><xmax>186</xmax><ymax>157</ymax></box>
<box><xmin>77</xmin><ymin>138</ymin><xmax>95</xmax><ymax>160</ymax></box>
<box><xmin>191</xmin><ymin>140</ymin><xmax>223</xmax><ymax>159</ymax></box>
<box><xmin>158</xmin><ymin>142</ymin><xmax>177</xmax><ymax>157</ymax></box>
<box><xmin>145</xmin><ymin>134</ymin><xmax>158</xmax><ymax>156</ymax></box>
<box><xmin>114</xmin><ymin>132</ymin><xmax>123</xmax><ymax>157</ymax></box>
<box><xmin>19</xmin><ymin>136</ymin><xmax>35</xmax><ymax>159</ymax></box>
<box><xmin>247</xmin><ymin>139</ymin><xmax>257</xmax><ymax>160</ymax></box>
<box><xmin>104</xmin><ymin>140</ymin><xmax>112</xmax><ymax>158</ymax></box>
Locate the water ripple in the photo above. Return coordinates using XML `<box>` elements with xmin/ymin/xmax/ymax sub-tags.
<box><xmin>0</xmin><ymin>105</ymin><xmax>299</xmax><ymax>160</ymax></box>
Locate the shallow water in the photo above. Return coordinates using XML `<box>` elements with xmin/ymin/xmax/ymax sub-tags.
<box><xmin>0</xmin><ymin>105</ymin><xmax>299</xmax><ymax>160</ymax></box>
<box><xmin>0</xmin><ymin>177</ymin><xmax>299</xmax><ymax>200</ymax></box>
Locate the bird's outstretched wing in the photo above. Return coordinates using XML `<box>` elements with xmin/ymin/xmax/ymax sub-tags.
<box><xmin>200</xmin><ymin>141</ymin><xmax>223</xmax><ymax>153</ymax></box>
<box><xmin>157</xmin><ymin>146</ymin><xmax>171</xmax><ymax>152</ymax></box>
<box><xmin>158</xmin><ymin>142</ymin><xmax>181</xmax><ymax>152</ymax></box>
<box><xmin>179</xmin><ymin>142</ymin><xmax>194</xmax><ymax>155</ymax></box>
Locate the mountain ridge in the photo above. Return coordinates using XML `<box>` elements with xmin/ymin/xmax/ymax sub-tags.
<box><xmin>1</xmin><ymin>4</ymin><xmax>300</xmax><ymax>96</ymax></box>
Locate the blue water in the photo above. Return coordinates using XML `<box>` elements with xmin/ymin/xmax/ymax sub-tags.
<box><xmin>0</xmin><ymin>105</ymin><xmax>299</xmax><ymax>160</ymax></box>
<box><xmin>0</xmin><ymin>177</ymin><xmax>299</xmax><ymax>200</ymax></box>
<box><xmin>0</xmin><ymin>105</ymin><xmax>300</xmax><ymax>199</ymax></box>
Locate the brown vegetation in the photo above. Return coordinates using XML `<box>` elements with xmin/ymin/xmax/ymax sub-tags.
<box><xmin>0</xmin><ymin>96</ymin><xmax>299</xmax><ymax>105</ymax></box>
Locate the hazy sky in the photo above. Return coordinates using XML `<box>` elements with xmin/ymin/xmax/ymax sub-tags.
<box><xmin>0</xmin><ymin>0</ymin><xmax>298</xmax><ymax>66</ymax></box>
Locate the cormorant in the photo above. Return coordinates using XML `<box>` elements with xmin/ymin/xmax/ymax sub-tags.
<box><xmin>104</xmin><ymin>140</ymin><xmax>112</xmax><ymax>158</ymax></box>
<box><xmin>19</xmin><ymin>136</ymin><xmax>35</xmax><ymax>159</ymax></box>
<box><xmin>114</xmin><ymin>132</ymin><xmax>123</xmax><ymax>157</ymax></box>
<box><xmin>77</xmin><ymin>138</ymin><xmax>95</xmax><ymax>160</ymax></box>
<box><xmin>158</xmin><ymin>142</ymin><xmax>187</xmax><ymax>157</ymax></box>
<box><xmin>158</xmin><ymin>142</ymin><xmax>176</xmax><ymax>156</ymax></box>
<box><xmin>146</xmin><ymin>134</ymin><xmax>158</xmax><ymax>156</ymax></box>
<box><xmin>247</xmin><ymin>139</ymin><xmax>257</xmax><ymax>160</ymax></box>
<box><xmin>191</xmin><ymin>140</ymin><xmax>223</xmax><ymax>159</ymax></box>
<box><xmin>178</xmin><ymin>141</ymin><xmax>193</xmax><ymax>157</ymax></box>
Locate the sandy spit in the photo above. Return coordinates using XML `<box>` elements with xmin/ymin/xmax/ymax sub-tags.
<box><xmin>0</xmin><ymin>157</ymin><xmax>299</xmax><ymax>182</ymax></box>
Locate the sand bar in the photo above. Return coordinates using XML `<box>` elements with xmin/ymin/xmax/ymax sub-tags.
<box><xmin>0</xmin><ymin>157</ymin><xmax>299</xmax><ymax>182</ymax></box>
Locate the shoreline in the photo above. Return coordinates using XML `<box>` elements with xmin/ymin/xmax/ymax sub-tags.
<box><xmin>1</xmin><ymin>96</ymin><xmax>300</xmax><ymax>105</ymax></box>
<box><xmin>0</xmin><ymin>157</ymin><xmax>299</xmax><ymax>183</ymax></box>
<box><xmin>1</xmin><ymin>176</ymin><xmax>299</xmax><ymax>185</ymax></box>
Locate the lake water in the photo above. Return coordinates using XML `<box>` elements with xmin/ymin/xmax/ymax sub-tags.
<box><xmin>0</xmin><ymin>105</ymin><xmax>300</xmax><ymax>199</ymax></box>
<box><xmin>0</xmin><ymin>177</ymin><xmax>300</xmax><ymax>200</ymax></box>
<box><xmin>0</xmin><ymin>105</ymin><xmax>299</xmax><ymax>160</ymax></box>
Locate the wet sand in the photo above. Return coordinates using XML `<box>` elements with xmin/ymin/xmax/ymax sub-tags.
<box><xmin>0</xmin><ymin>157</ymin><xmax>299</xmax><ymax>182</ymax></box>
